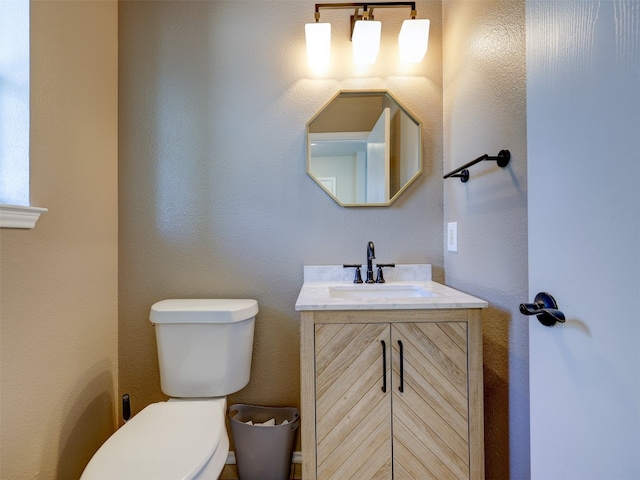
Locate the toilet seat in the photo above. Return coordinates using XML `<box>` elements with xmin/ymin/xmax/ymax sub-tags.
<box><xmin>80</xmin><ymin>400</ymin><xmax>224</xmax><ymax>480</ymax></box>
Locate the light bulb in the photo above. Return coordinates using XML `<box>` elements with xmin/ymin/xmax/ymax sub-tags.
<box><xmin>305</xmin><ymin>22</ymin><xmax>331</xmax><ymax>69</ymax></box>
<box><xmin>398</xmin><ymin>19</ymin><xmax>430</xmax><ymax>63</ymax></box>
<box><xmin>352</xmin><ymin>20</ymin><xmax>381</xmax><ymax>65</ymax></box>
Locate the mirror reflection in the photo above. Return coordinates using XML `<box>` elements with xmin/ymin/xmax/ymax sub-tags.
<box><xmin>307</xmin><ymin>91</ymin><xmax>422</xmax><ymax>206</ymax></box>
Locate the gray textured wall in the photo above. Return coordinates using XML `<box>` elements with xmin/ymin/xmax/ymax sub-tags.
<box><xmin>118</xmin><ymin>0</ymin><xmax>444</xmax><ymax>419</ymax></box>
<box><xmin>443</xmin><ymin>1</ymin><xmax>529</xmax><ymax>478</ymax></box>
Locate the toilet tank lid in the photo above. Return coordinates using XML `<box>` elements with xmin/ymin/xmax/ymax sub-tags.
<box><xmin>80</xmin><ymin>401</ymin><xmax>223</xmax><ymax>480</ymax></box>
<box><xmin>150</xmin><ymin>299</ymin><xmax>258</xmax><ymax>324</ymax></box>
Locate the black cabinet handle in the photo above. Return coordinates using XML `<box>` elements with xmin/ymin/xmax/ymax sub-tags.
<box><xmin>398</xmin><ymin>340</ymin><xmax>404</xmax><ymax>393</ymax></box>
<box><xmin>381</xmin><ymin>340</ymin><xmax>387</xmax><ymax>393</ymax></box>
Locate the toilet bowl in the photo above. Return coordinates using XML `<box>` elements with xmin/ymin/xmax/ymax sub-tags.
<box><xmin>81</xmin><ymin>299</ymin><xmax>258</xmax><ymax>480</ymax></box>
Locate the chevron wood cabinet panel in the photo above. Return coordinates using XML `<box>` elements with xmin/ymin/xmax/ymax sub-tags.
<box><xmin>300</xmin><ymin>309</ymin><xmax>484</xmax><ymax>480</ymax></box>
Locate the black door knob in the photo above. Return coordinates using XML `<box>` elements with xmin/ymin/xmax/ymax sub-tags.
<box><xmin>520</xmin><ymin>292</ymin><xmax>566</xmax><ymax>327</ymax></box>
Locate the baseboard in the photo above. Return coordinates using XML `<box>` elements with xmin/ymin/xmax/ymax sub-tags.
<box><xmin>226</xmin><ymin>451</ymin><xmax>302</xmax><ymax>465</ymax></box>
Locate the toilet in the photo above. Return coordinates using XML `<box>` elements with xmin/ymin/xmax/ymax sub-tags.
<box><xmin>81</xmin><ymin>298</ymin><xmax>258</xmax><ymax>480</ymax></box>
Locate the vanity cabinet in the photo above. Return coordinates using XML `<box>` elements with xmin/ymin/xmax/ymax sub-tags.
<box><xmin>300</xmin><ymin>309</ymin><xmax>484</xmax><ymax>480</ymax></box>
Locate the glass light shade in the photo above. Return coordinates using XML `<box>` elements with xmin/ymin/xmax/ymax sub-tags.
<box><xmin>352</xmin><ymin>20</ymin><xmax>381</xmax><ymax>65</ymax></box>
<box><xmin>398</xmin><ymin>19</ymin><xmax>430</xmax><ymax>63</ymax></box>
<box><xmin>305</xmin><ymin>22</ymin><xmax>331</xmax><ymax>69</ymax></box>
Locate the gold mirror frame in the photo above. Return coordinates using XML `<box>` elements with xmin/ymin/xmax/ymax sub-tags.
<box><xmin>306</xmin><ymin>90</ymin><xmax>422</xmax><ymax>207</ymax></box>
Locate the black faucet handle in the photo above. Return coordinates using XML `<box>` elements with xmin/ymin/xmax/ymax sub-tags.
<box><xmin>343</xmin><ymin>264</ymin><xmax>364</xmax><ymax>283</ymax></box>
<box><xmin>375</xmin><ymin>263</ymin><xmax>395</xmax><ymax>283</ymax></box>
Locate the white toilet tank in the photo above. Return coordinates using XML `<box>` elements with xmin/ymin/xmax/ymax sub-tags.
<box><xmin>150</xmin><ymin>299</ymin><xmax>258</xmax><ymax>398</ymax></box>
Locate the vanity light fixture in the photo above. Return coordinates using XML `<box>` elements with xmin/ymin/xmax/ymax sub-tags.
<box><xmin>305</xmin><ymin>2</ymin><xmax>430</xmax><ymax>68</ymax></box>
<box><xmin>352</xmin><ymin>9</ymin><xmax>381</xmax><ymax>65</ymax></box>
<box><xmin>398</xmin><ymin>18</ymin><xmax>430</xmax><ymax>63</ymax></box>
<box><xmin>305</xmin><ymin>21</ymin><xmax>331</xmax><ymax>69</ymax></box>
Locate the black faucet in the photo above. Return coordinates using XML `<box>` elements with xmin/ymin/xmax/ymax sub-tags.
<box><xmin>366</xmin><ymin>241</ymin><xmax>375</xmax><ymax>283</ymax></box>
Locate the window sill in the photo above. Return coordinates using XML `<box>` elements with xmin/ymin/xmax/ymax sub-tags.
<box><xmin>0</xmin><ymin>204</ymin><xmax>48</xmax><ymax>229</ymax></box>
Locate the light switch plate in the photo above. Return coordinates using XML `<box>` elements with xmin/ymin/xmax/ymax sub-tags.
<box><xmin>447</xmin><ymin>222</ymin><xmax>458</xmax><ymax>252</ymax></box>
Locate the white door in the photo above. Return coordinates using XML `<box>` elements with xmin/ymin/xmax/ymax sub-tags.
<box><xmin>527</xmin><ymin>2</ymin><xmax>639</xmax><ymax>479</ymax></box>
<box><xmin>366</xmin><ymin>108</ymin><xmax>390</xmax><ymax>203</ymax></box>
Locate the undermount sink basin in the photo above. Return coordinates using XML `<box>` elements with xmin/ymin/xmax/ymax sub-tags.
<box><xmin>328</xmin><ymin>284</ymin><xmax>436</xmax><ymax>299</ymax></box>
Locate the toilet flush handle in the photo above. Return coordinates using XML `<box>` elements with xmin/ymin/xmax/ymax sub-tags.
<box><xmin>122</xmin><ymin>394</ymin><xmax>131</xmax><ymax>422</ymax></box>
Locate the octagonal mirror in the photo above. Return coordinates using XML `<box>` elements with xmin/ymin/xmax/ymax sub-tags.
<box><xmin>307</xmin><ymin>90</ymin><xmax>422</xmax><ymax>207</ymax></box>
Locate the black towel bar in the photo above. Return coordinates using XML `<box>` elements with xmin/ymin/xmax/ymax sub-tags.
<box><xmin>444</xmin><ymin>149</ymin><xmax>511</xmax><ymax>182</ymax></box>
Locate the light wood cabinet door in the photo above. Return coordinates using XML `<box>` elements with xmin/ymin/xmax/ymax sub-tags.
<box><xmin>392</xmin><ymin>322</ymin><xmax>470</xmax><ymax>479</ymax></box>
<box><xmin>314</xmin><ymin>323</ymin><xmax>392</xmax><ymax>480</ymax></box>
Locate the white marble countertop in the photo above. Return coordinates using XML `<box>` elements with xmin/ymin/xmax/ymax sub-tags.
<box><xmin>295</xmin><ymin>265</ymin><xmax>488</xmax><ymax>311</ymax></box>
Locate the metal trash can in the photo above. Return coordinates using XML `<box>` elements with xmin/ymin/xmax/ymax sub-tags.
<box><xmin>228</xmin><ymin>404</ymin><xmax>300</xmax><ymax>480</ymax></box>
